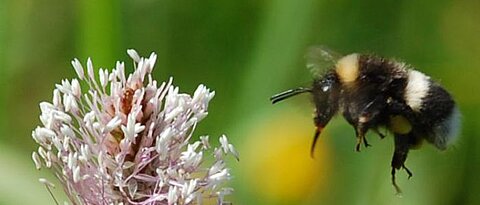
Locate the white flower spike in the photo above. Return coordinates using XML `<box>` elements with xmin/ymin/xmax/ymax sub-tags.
<box><xmin>32</xmin><ymin>50</ymin><xmax>238</xmax><ymax>205</ymax></box>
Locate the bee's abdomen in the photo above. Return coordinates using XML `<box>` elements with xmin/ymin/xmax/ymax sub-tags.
<box><xmin>416</xmin><ymin>83</ymin><xmax>460</xmax><ymax>149</ymax></box>
<box><xmin>404</xmin><ymin>70</ymin><xmax>460</xmax><ymax>149</ymax></box>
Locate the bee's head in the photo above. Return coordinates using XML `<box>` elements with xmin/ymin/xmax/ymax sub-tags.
<box><xmin>309</xmin><ymin>74</ymin><xmax>339</xmax><ymax>156</ymax></box>
<box><xmin>270</xmin><ymin>72</ymin><xmax>339</xmax><ymax>157</ymax></box>
<box><xmin>312</xmin><ymin>73</ymin><xmax>338</xmax><ymax>127</ymax></box>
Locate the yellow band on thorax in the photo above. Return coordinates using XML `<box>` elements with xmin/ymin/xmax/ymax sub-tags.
<box><xmin>335</xmin><ymin>54</ymin><xmax>359</xmax><ymax>83</ymax></box>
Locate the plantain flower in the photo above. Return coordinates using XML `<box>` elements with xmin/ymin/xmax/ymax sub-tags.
<box><xmin>31</xmin><ymin>50</ymin><xmax>239</xmax><ymax>205</ymax></box>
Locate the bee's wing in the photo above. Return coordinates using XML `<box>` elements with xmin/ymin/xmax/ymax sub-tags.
<box><xmin>305</xmin><ymin>45</ymin><xmax>342</xmax><ymax>77</ymax></box>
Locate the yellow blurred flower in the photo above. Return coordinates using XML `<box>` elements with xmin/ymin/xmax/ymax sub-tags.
<box><xmin>240</xmin><ymin>109</ymin><xmax>331</xmax><ymax>203</ymax></box>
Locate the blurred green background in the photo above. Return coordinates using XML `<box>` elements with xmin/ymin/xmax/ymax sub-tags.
<box><xmin>1</xmin><ymin>0</ymin><xmax>480</xmax><ymax>204</ymax></box>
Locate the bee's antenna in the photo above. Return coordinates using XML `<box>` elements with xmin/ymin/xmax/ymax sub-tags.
<box><xmin>270</xmin><ymin>87</ymin><xmax>311</xmax><ymax>104</ymax></box>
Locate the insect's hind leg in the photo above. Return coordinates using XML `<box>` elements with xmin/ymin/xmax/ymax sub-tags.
<box><xmin>391</xmin><ymin>133</ymin><xmax>414</xmax><ymax>193</ymax></box>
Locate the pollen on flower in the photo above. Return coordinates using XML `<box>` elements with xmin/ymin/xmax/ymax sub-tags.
<box><xmin>31</xmin><ymin>49</ymin><xmax>238</xmax><ymax>205</ymax></box>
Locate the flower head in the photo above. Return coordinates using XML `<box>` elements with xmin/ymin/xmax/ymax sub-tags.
<box><xmin>32</xmin><ymin>49</ymin><xmax>238</xmax><ymax>205</ymax></box>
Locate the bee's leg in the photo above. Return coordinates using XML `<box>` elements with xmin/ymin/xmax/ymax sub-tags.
<box><xmin>355</xmin><ymin>122</ymin><xmax>370</xmax><ymax>152</ymax></box>
<box><xmin>402</xmin><ymin>164</ymin><xmax>413</xmax><ymax>179</ymax></box>
<box><xmin>373</xmin><ymin>128</ymin><xmax>386</xmax><ymax>139</ymax></box>
<box><xmin>354</xmin><ymin>97</ymin><xmax>386</xmax><ymax>151</ymax></box>
<box><xmin>391</xmin><ymin>167</ymin><xmax>401</xmax><ymax>194</ymax></box>
<box><xmin>391</xmin><ymin>133</ymin><xmax>412</xmax><ymax>193</ymax></box>
<box><xmin>363</xmin><ymin>135</ymin><xmax>371</xmax><ymax>148</ymax></box>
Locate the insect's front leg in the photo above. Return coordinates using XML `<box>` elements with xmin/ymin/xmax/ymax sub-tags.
<box><xmin>355</xmin><ymin>121</ymin><xmax>370</xmax><ymax>152</ymax></box>
<box><xmin>354</xmin><ymin>96</ymin><xmax>386</xmax><ymax>152</ymax></box>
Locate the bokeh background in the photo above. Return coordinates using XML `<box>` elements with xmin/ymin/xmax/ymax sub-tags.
<box><xmin>1</xmin><ymin>0</ymin><xmax>480</xmax><ymax>204</ymax></box>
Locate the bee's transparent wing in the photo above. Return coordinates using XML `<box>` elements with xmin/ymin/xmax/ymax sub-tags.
<box><xmin>305</xmin><ymin>45</ymin><xmax>342</xmax><ymax>77</ymax></box>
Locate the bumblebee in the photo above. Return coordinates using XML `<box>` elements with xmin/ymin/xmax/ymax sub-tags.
<box><xmin>270</xmin><ymin>47</ymin><xmax>461</xmax><ymax>193</ymax></box>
